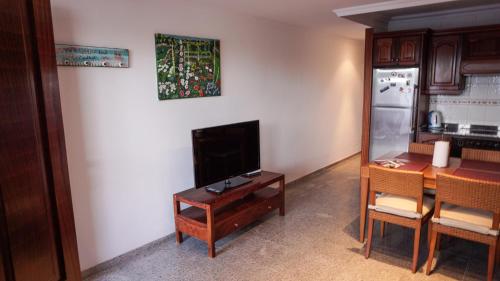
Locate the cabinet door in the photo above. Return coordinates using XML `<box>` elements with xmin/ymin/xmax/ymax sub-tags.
<box><xmin>426</xmin><ymin>35</ymin><xmax>464</xmax><ymax>94</ymax></box>
<box><xmin>417</xmin><ymin>132</ymin><xmax>449</xmax><ymax>144</ymax></box>
<box><xmin>463</xmin><ymin>31</ymin><xmax>500</xmax><ymax>59</ymax></box>
<box><xmin>373</xmin><ymin>37</ymin><xmax>395</xmax><ymax>66</ymax></box>
<box><xmin>398</xmin><ymin>36</ymin><xmax>421</xmax><ymax>66</ymax></box>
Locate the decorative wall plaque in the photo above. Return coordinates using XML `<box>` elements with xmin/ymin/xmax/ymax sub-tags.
<box><xmin>55</xmin><ymin>44</ymin><xmax>129</xmax><ymax>68</ymax></box>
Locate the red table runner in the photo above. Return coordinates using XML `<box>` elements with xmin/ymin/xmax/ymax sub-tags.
<box><xmin>396</xmin><ymin>161</ymin><xmax>429</xmax><ymax>172</ymax></box>
<box><xmin>375</xmin><ymin>153</ymin><xmax>429</xmax><ymax>172</ymax></box>
<box><xmin>453</xmin><ymin>168</ymin><xmax>500</xmax><ymax>182</ymax></box>
<box><xmin>395</xmin><ymin>152</ymin><xmax>433</xmax><ymax>163</ymax></box>
<box><xmin>460</xmin><ymin>160</ymin><xmax>500</xmax><ymax>174</ymax></box>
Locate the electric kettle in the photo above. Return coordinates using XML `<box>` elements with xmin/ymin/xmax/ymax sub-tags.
<box><xmin>428</xmin><ymin>111</ymin><xmax>442</xmax><ymax>129</ymax></box>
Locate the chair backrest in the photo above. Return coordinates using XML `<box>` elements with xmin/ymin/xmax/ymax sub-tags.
<box><xmin>369</xmin><ymin>164</ymin><xmax>425</xmax><ymax>212</ymax></box>
<box><xmin>435</xmin><ymin>173</ymin><xmax>500</xmax><ymax>230</ymax></box>
<box><xmin>461</xmin><ymin>148</ymin><xmax>500</xmax><ymax>163</ymax></box>
<box><xmin>409</xmin><ymin>143</ymin><xmax>434</xmax><ymax>156</ymax></box>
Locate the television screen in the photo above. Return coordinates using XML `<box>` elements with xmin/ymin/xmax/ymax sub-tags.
<box><xmin>192</xmin><ymin>120</ymin><xmax>260</xmax><ymax>188</ymax></box>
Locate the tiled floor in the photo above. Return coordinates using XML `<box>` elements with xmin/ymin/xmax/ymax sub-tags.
<box><xmin>86</xmin><ymin>155</ymin><xmax>498</xmax><ymax>281</ymax></box>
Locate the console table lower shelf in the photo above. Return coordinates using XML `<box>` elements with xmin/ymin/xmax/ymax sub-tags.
<box><xmin>173</xmin><ymin>171</ymin><xmax>285</xmax><ymax>257</ymax></box>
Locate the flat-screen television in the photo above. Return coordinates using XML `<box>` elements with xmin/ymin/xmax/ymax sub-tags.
<box><xmin>192</xmin><ymin>120</ymin><xmax>260</xmax><ymax>188</ymax></box>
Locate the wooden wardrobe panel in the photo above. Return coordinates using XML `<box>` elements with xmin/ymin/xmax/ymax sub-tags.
<box><xmin>0</xmin><ymin>193</ymin><xmax>10</xmax><ymax>281</ymax></box>
<box><xmin>31</xmin><ymin>0</ymin><xmax>81</xmax><ymax>278</ymax></box>
<box><xmin>0</xmin><ymin>259</ymin><xmax>4</xmax><ymax>281</ymax></box>
<box><xmin>0</xmin><ymin>0</ymin><xmax>80</xmax><ymax>280</ymax></box>
<box><xmin>1</xmin><ymin>1</ymin><xmax>61</xmax><ymax>280</ymax></box>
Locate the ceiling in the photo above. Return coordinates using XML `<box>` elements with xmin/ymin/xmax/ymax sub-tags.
<box><xmin>197</xmin><ymin>0</ymin><xmax>382</xmax><ymax>39</ymax></box>
<box><xmin>197</xmin><ymin>0</ymin><xmax>500</xmax><ymax>40</ymax></box>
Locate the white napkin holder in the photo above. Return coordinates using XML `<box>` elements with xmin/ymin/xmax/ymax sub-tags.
<box><xmin>432</xmin><ymin>141</ymin><xmax>450</xmax><ymax>168</ymax></box>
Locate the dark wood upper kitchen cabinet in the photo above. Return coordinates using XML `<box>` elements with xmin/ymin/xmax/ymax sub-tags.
<box><xmin>373</xmin><ymin>35</ymin><xmax>422</xmax><ymax>67</ymax></box>
<box><xmin>461</xmin><ymin>30</ymin><xmax>500</xmax><ymax>74</ymax></box>
<box><xmin>373</xmin><ymin>37</ymin><xmax>395</xmax><ymax>66</ymax></box>
<box><xmin>398</xmin><ymin>36</ymin><xmax>421</xmax><ymax>66</ymax></box>
<box><xmin>0</xmin><ymin>0</ymin><xmax>81</xmax><ymax>280</ymax></box>
<box><xmin>463</xmin><ymin>31</ymin><xmax>500</xmax><ymax>59</ymax></box>
<box><xmin>425</xmin><ymin>35</ymin><xmax>464</xmax><ymax>94</ymax></box>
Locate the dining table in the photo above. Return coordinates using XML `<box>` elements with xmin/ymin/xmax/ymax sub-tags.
<box><xmin>359</xmin><ymin>151</ymin><xmax>500</xmax><ymax>243</ymax></box>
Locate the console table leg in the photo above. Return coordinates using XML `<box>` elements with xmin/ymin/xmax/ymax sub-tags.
<box><xmin>173</xmin><ymin>197</ymin><xmax>183</xmax><ymax>244</ymax></box>
<box><xmin>279</xmin><ymin>178</ymin><xmax>285</xmax><ymax>216</ymax></box>
<box><xmin>208</xmin><ymin>243</ymin><xmax>215</xmax><ymax>258</ymax></box>
<box><xmin>206</xmin><ymin>206</ymin><xmax>216</xmax><ymax>258</ymax></box>
<box><xmin>176</xmin><ymin>231</ymin><xmax>183</xmax><ymax>244</ymax></box>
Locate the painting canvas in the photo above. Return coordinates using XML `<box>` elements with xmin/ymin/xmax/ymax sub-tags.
<box><xmin>155</xmin><ymin>34</ymin><xmax>221</xmax><ymax>100</ymax></box>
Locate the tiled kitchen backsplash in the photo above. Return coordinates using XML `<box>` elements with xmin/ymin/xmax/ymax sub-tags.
<box><xmin>429</xmin><ymin>75</ymin><xmax>500</xmax><ymax>126</ymax></box>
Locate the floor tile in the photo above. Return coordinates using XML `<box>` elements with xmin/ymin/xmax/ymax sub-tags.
<box><xmin>85</xmin><ymin>156</ymin><xmax>498</xmax><ymax>281</ymax></box>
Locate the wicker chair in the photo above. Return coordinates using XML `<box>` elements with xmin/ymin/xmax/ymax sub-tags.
<box><xmin>409</xmin><ymin>143</ymin><xmax>435</xmax><ymax>156</ymax></box>
<box><xmin>462</xmin><ymin>148</ymin><xmax>500</xmax><ymax>163</ymax></box>
<box><xmin>409</xmin><ymin>142</ymin><xmax>437</xmax><ymax>195</ymax></box>
<box><xmin>366</xmin><ymin>164</ymin><xmax>435</xmax><ymax>273</ymax></box>
<box><xmin>426</xmin><ymin>173</ymin><xmax>500</xmax><ymax>281</ymax></box>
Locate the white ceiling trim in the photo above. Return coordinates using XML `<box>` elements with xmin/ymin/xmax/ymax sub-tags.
<box><xmin>333</xmin><ymin>0</ymin><xmax>458</xmax><ymax>17</ymax></box>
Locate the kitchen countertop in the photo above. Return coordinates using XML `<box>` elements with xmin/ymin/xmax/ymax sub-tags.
<box><xmin>420</xmin><ymin>129</ymin><xmax>500</xmax><ymax>140</ymax></box>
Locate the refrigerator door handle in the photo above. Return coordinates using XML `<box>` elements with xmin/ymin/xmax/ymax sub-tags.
<box><xmin>410</xmin><ymin>86</ymin><xmax>418</xmax><ymax>137</ymax></box>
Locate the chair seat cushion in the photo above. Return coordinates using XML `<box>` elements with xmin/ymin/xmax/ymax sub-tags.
<box><xmin>432</xmin><ymin>203</ymin><xmax>499</xmax><ymax>236</ymax></box>
<box><xmin>368</xmin><ymin>194</ymin><xmax>434</xmax><ymax>219</ymax></box>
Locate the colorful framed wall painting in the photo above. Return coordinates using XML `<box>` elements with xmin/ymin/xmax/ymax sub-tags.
<box><xmin>55</xmin><ymin>44</ymin><xmax>129</xmax><ymax>68</ymax></box>
<box><xmin>155</xmin><ymin>34</ymin><xmax>221</xmax><ymax>100</ymax></box>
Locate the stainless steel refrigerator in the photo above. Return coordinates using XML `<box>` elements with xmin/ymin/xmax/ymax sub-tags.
<box><xmin>369</xmin><ymin>68</ymin><xmax>419</xmax><ymax>161</ymax></box>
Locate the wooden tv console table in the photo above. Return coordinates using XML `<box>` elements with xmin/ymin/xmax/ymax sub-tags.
<box><xmin>173</xmin><ymin>171</ymin><xmax>285</xmax><ymax>257</ymax></box>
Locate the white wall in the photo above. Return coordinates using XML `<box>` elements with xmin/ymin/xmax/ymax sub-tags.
<box><xmin>51</xmin><ymin>0</ymin><xmax>364</xmax><ymax>270</ymax></box>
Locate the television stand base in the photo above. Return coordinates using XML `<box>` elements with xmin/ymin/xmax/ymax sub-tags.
<box><xmin>173</xmin><ymin>171</ymin><xmax>285</xmax><ymax>257</ymax></box>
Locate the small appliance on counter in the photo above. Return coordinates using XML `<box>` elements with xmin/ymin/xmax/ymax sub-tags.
<box><xmin>428</xmin><ymin>111</ymin><xmax>443</xmax><ymax>132</ymax></box>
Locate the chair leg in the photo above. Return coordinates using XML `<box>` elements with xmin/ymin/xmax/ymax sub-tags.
<box><xmin>488</xmin><ymin>242</ymin><xmax>496</xmax><ymax>281</ymax></box>
<box><xmin>427</xmin><ymin>223</ymin><xmax>432</xmax><ymax>246</ymax></box>
<box><xmin>411</xmin><ymin>224</ymin><xmax>422</xmax><ymax>273</ymax></box>
<box><xmin>426</xmin><ymin>229</ymin><xmax>438</xmax><ymax>275</ymax></box>
<box><xmin>365</xmin><ymin>217</ymin><xmax>375</xmax><ymax>259</ymax></box>
<box><xmin>380</xmin><ymin>221</ymin><xmax>385</xmax><ymax>238</ymax></box>
<box><xmin>496</xmin><ymin>240</ymin><xmax>500</xmax><ymax>266</ymax></box>
<box><xmin>436</xmin><ymin>233</ymin><xmax>441</xmax><ymax>251</ymax></box>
